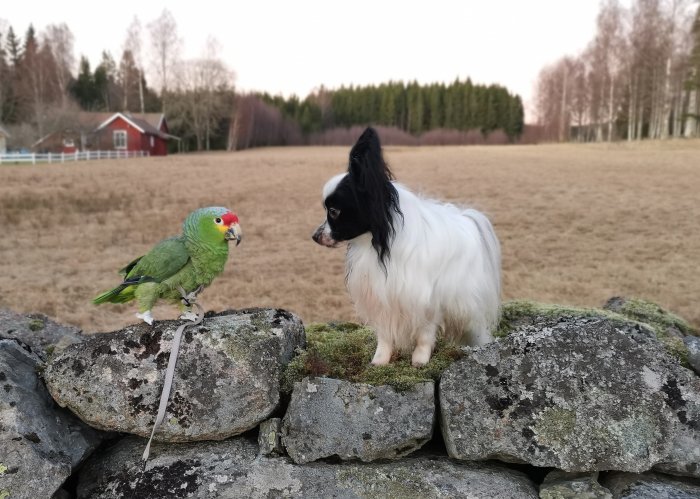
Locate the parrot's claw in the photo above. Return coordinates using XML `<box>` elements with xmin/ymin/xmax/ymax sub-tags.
<box><xmin>177</xmin><ymin>285</ymin><xmax>204</xmax><ymax>307</ymax></box>
<box><xmin>136</xmin><ymin>311</ymin><xmax>154</xmax><ymax>325</ymax></box>
<box><xmin>179</xmin><ymin>311</ymin><xmax>199</xmax><ymax>322</ymax></box>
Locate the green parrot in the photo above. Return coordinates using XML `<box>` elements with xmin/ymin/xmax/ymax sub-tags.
<box><xmin>93</xmin><ymin>206</ymin><xmax>242</xmax><ymax>324</ymax></box>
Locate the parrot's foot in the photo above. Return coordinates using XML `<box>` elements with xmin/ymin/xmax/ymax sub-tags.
<box><xmin>177</xmin><ymin>285</ymin><xmax>204</xmax><ymax>307</ymax></box>
<box><xmin>136</xmin><ymin>311</ymin><xmax>154</xmax><ymax>325</ymax></box>
<box><xmin>179</xmin><ymin>311</ymin><xmax>199</xmax><ymax>322</ymax></box>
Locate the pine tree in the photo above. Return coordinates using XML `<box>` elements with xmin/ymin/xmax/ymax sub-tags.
<box><xmin>95</xmin><ymin>51</ymin><xmax>118</xmax><ymax>111</ymax></box>
<box><xmin>5</xmin><ymin>27</ymin><xmax>21</xmax><ymax>68</ymax></box>
<box><xmin>71</xmin><ymin>56</ymin><xmax>96</xmax><ymax>110</ymax></box>
<box><xmin>0</xmin><ymin>31</ymin><xmax>7</xmax><ymax>123</ymax></box>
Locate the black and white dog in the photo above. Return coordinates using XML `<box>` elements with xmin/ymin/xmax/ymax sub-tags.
<box><xmin>313</xmin><ymin>127</ymin><xmax>501</xmax><ymax>366</ymax></box>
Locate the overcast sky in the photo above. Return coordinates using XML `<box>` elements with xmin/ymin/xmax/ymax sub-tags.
<box><xmin>2</xmin><ymin>1</ymin><xmax>614</xmax><ymax>121</ymax></box>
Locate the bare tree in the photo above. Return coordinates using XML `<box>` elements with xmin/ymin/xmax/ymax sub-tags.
<box><xmin>686</xmin><ymin>5</ymin><xmax>700</xmax><ymax>137</ymax></box>
<box><xmin>43</xmin><ymin>23</ymin><xmax>74</xmax><ymax>108</ymax></box>
<box><xmin>18</xmin><ymin>26</ymin><xmax>54</xmax><ymax>137</ymax></box>
<box><xmin>229</xmin><ymin>94</ymin><xmax>302</xmax><ymax>150</ymax></box>
<box><xmin>569</xmin><ymin>56</ymin><xmax>590</xmax><ymax>141</ymax></box>
<box><xmin>0</xmin><ymin>23</ymin><xmax>9</xmax><ymax>123</ymax></box>
<box><xmin>148</xmin><ymin>9</ymin><xmax>181</xmax><ymax>112</ymax></box>
<box><xmin>171</xmin><ymin>38</ymin><xmax>234</xmax><ymax>150</ymax></box>
<box><xmin>118</xmin><ymin>49</ymin><xmax>140</xmax><ymax>112</ymax></box>
<box><xmin>534</xmin><ymin>57</ymin><xmax>577</xmax><ymax>141</ymax></box>
<box><xmin>589</xmin><ymin>0</ymin><xmax>627</xmax><ymax>141</ymax></box>
<box><xmin>124</xmin><ymin>16</ymin><xmax>145</xmax><ymax>113</ymax></box>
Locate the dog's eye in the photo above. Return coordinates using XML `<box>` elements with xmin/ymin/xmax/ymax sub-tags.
<box><xmin>328</xmin><ymin>207</ymin><xmax>341</xmax><ymax>220</ymax></box>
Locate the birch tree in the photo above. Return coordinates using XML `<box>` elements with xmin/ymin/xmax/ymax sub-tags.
<box><xmin>148</xmin><ymin>9</ymin><xmax>181</xmax><ymax>113</ymax></box>
<box><xmin>684</xmin><ymin>4</ymin><xmax>700</xmax><ymax>137</ymax></box>
<box><xmin>170</xmin><ymin>38</ymin><xmax>234</xmax><ymax>150</ymax></box>
<box><xmin>124</xmin><ymin>17</ymin><xmax>145</xmax><ymax>113</ymax></box>
<box><xmin>43</xmin><ymin>23</ymin><xmax>74</xmax><ymax>108</ymax></box>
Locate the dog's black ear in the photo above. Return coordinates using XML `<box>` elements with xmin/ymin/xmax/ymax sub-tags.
<box><xmin>348</xmin><ymin>127</ymin><xmax>395</xmax><ymax>182</ymax></box>
<box><xmin>347</xmin><ymin>127</ymin><xmax>402</xmax><ymax>269</ymax></box>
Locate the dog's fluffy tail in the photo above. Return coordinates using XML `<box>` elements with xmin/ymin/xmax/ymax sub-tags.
<box><xmin>464</xmin><ymin>209</ymin><xmax>502</xmax><ymax>333</ymax></box>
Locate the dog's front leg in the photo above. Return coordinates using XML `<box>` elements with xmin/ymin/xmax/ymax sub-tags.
<box><xmin>371</xmin><ymin>336</ymin><xmax>393</xmax><ymax>365</ymax></box>
<box><xmin>412</xmin><ymin>325</ymin><xmax>437</xmax><ymax>367</ymax></box>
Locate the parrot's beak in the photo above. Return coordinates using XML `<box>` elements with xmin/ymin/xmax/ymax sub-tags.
<box><xmin>225</xmin><ymin>223</ymin><xmax>242</xmax><ymax>246</ymax></box>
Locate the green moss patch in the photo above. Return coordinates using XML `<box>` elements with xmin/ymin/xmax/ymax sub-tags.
<box><xmin>28</xmin><ymin>318</ymin><xmax>45</xmax><ymax>331</ymax></box>
<box><xmin>282</xmin><ymin>322</ymin><xmax>463</xmax><ymax>392</ymax></box>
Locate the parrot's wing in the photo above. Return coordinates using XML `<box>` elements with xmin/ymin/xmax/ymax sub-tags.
<box><xmin>119</xmin><ymin>256</ymin><xmax>143</xmax><ymax>277</ymax></box>
<box><xmin>125</xmin><ymin>237</ymin><xmax>190</xmax><ymax>284</ymax></box>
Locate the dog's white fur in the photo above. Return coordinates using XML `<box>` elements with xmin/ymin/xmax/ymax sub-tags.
<box><xmin>321</xmin><ymin>174</ymin><xmax>501</xmax><ymax>366</ymax></box>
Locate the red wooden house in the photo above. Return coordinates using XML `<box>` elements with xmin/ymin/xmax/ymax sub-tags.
<box><xmin>32</xmin><ymin>112</ymin><xmax>178</xmax><ymax>156</ymax></box>
<box><xmin>93</xmin><ymin>113</ymin><xmax>175</xmax><ymax>156</ymax></box>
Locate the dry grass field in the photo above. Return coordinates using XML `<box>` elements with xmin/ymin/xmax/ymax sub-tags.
<box><xmin>1</xmin><ymin>140</ymin><xmax>699</xmax><ymax>333</ymax></box>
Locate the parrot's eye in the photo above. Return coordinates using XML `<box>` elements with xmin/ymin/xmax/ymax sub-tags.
<box><xmin>214</xmin><ymin>217</ymin><xmax>223</xmax><ymax>225</ymax></box>
<box><xmin>328</xmin><ymin>207</ymin><xmax>341</xmax><ymax>220</ymax></box>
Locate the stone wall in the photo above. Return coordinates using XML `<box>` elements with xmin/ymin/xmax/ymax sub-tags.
<box><xmin>1</xmin><ymin>299</ymin><xmax>699</xmax><ymax>498</ymax></box>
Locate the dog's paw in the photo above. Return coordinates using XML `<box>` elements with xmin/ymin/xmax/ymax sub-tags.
<box><xmin>370</xmin><ymin>357</ymin><xmax>391</xmax><ymax>366</ymax></box>
<box><xmin>411</xmin><ymin>345</ymin><xmax>432</xmax><ymax>367</ymax></box>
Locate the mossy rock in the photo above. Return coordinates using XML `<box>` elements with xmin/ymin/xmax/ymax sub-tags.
<box><xmin>497</xmin><ymin>299</ymin><xmax>691</xmax><ymax>366</ymax></box>
<box><xmin>603</xmin><ymin>296</ymin><xmax>698</xmax><ymax>338</ymax></box>
<box><xmin>282</xmin><ymin>322</ymin><xmax>463</xmax><ymax>392</ymax></box>
<box><xmin>495</xmin><ymin>300</ymin><xmax>625</xmax><ymax>338</ymax></box>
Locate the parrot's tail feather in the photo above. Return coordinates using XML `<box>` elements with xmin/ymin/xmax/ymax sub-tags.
<box><xmin>93</xmin><ymin>284</ymin><xmax>136</xmax><ymax>304</ymax></box>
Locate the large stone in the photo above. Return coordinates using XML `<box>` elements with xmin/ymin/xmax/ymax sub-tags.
<box><xmin>0</xmin><ymin>339</ymin><xmax>102</xmax><ymax>499</ymax></box>
<box><xmin>539</xmin><ymin>471</ymin><xmax>612</xmax><ymax>499</ymax></box>
<box><xmin>76</xmin><ymin>436</ymin><xmax>539</xmax><ymax>498</ymax></box>
<box><xmin>44</xmin><ymin>308</ymin><xmax>305</xmax><ymax>442</ymax></box>
<box><xmin>282</xmin><ymin>377</ymin><xmax>435</xmax><ymax>463</ymax></box>
<box><xmin>0</xmin><ymin>308</ymin><xmax>83</xmax><ymax>358</ymax></box>
<box><xmin>600</xmin><ymin>472</ymin><xmax>700</xmax><ymax>499</ymax></box>
<box><xmin>440</xmin><ymin>303</ymin><xmax>700</xmax><ymax>474</ymax></box>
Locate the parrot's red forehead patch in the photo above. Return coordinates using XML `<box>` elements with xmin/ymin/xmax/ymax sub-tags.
<box><xmin>222</xmin><ymin>212</ymin><xmax>239</xmax><ymax>226</ymax></box>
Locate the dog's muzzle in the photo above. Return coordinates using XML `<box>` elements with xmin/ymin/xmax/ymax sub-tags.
<box><xmin>312</xmin><ymin>222</ymin><xmax>339</xmax><ymax>248</ymax></box>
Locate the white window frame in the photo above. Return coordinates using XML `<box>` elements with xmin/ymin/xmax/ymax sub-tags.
<box><xmin>113</xmin><ymin>130</ymin><xmax>127</xmax><ymax>150</ymax></box>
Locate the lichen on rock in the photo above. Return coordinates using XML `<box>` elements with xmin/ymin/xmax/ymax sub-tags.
<box><xmin>498</xmin><ymin>299</ymin><xmax>692</xmax><ymax>366</ymax></box>
<box><xmin>43</xmin><ymin>308</ymin><xmax>305</xmax><ymax>442</ymax></box>
<box><xmin>440</xmin><ymin>307</ymin><xmax>700</xmax><ymax>474</ymax></box>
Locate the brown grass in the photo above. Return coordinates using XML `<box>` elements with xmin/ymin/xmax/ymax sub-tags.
<box><xmin>1</xmin><ymin>140</ymin><xmax>699</xmax><ymax>333</ymax></box>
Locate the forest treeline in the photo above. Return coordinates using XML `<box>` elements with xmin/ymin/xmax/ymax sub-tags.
<box><xmin>229</xmin><ymin>81</ymin><xmax>524</xmax><ymax>150</ymax></box>
<box><xmin>535</xmin><ymin>0</ymin><xmax>700</xmax><ymax>141</ymax></box>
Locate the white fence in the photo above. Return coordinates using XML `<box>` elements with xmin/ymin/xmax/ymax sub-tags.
<box><xmin>0</xmin><ymin>150</ymin><xmax>149</xmax><ymax>165</ymax></box>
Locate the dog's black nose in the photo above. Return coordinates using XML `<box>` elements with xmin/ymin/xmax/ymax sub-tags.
<box><xmin>312</xmin><ymin>227</ymin><xmax>322</xmax><ymax>243</ymax></box>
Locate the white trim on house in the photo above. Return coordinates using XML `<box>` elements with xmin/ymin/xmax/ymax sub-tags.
<box><xmin>113</xmin><ymin>130</ymin><xmax>127</xmax><ymax>149</ymax></box>
<box><xmin>97</xmin><ymin>112</ymin><xmax>146</xmax><ymax>134</ymax></box>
